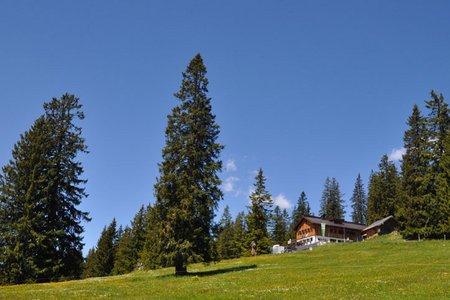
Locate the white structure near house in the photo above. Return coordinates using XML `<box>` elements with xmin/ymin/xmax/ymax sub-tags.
<box><xmin>271</xmin><ymin>244</ymin><xmax>285</xmax><ymax>254</ymax></box>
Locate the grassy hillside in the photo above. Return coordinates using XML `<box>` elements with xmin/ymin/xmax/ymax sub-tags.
<box><xmin>1</xmin><ymin>233</ymin><xmax>449</xmax><ymax>299</ymax></box>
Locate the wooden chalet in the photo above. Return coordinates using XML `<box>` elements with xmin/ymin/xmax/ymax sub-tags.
<box><xmin>362</xmin><ymin>216</ymin><xmax>397</xmax><ymax>239</ymax></box>
<box><xmin>294</xmin><ymin>215</ymin><xmax>366</xmax><ymax>247</ymax></box>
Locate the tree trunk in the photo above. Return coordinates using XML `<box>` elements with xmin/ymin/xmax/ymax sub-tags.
<box><xmin>175</xmin><ymin>255</ymin><xmax>187</xmax><ymax>276</ymax></box>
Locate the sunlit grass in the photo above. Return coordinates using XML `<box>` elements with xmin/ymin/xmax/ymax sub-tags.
<box><xmin>1</xmin><ymin>233</ymin><xmax>449</xmax><ymax>299</ymax></box>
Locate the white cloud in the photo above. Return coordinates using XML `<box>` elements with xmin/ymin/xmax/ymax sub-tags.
<box><xmin>388</xmin><ymin>147</ymin><xmax>406</xmax><ymax>162</ymax></box>
<box><xmin>222</xmin><ymin>176</ymin><xmax>239</xmax><ymax>193</ymax></box>
<box><xmin>273</xmin><ymin>194</ymin><xmax>291</xmax><ymax>209</ymax></box>
<box><xmin>225</xmin><ymin>159</ymin><xmax>237</xmax><ymax>172</ymax></box>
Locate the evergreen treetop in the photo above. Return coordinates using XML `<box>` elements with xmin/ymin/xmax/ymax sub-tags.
<box><xmin>292</xmin><ymin>191</ymin><xmax>311</xmax><ymax>227</ymax></box>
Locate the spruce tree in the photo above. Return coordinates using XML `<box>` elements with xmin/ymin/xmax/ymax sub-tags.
<box><xmin>320</xmin><ymin>177</ymin><xmax>345</xmax><ymax>219</ymax></box>
<box><xmin>0</xmin><ymin>117</ymin><xmax>50</xmax><ymax>283</ymax></box>
<box><xmin>367</xmin><ymin>155</ymin><xmax>401</xmax><ymax>224</ymax></box>
<box><xmin>42</xmin><ymin>94</ymin><xmax>90</xmax><ymax>280</ymax></box>
<box><xmin>112</xmin><ymin>226</ymin><xmax>135</xmax><ymax>275</ymax></box>
<box><xmin>140</xmin><ymin>204</ymin><xmax>161</xmax><ymax>269</ymax></box>
<box><xmin>82</xmin><ymin>248</ymin><xmax>97</xmax><ymax>279</ymax></box>
<box><xmin>233</xmin><ymin>211</ymin><xmax>247</xmax><ymax>257</ymax></box>
<box><xmin>367</xmin><ymin>171</ymin><xmax>382</xmax><ymax>224</ymax></box>
<box><xmin>351</xmin><ymin>174</ymin><xmax>367</xmax><ymax>224</ymax></box>
<box><xmin>291</xmin><ymin>191</ymin><xmax>311</xmax><ymax>229</ymax></box>
<box><xmin>217</xmin><ymin>206</ymin><xmax>238</xmax><ymax>259</ymax></box>
<box><xmin>153</xmin><ymin>54</ymin><xmax>223</xmax><ymax>275</ymax></box>
<box><xmin>401</xmin><ymin>105</ymin><xmax>430</xmax><ymax>198</ymax></box>
<box><xmin>398</xmin><ymin>104</ymin><xmax>432</xmax><ymax>238</ymax></box>
<box><xmin>319</xmin><ymin>178</ymin><xmax>331</xmax><ymax>218</ymax></box>
<box><xmin>282</xmin><ymin>208</ymin><xmax>291</xmax><ymax>242</ymax></box>
<box><xmin>0</xmin><ymin>94</ymin><xmax>88</xmax><ymax>284</ymax></box>
<box><xmin>129</xmin><ymin>206</ymin><xmax>146</xmax><ymax>267</ymax></box>
<box><xmin>423</xmin><ymin>91</ymin><xmax>450</xmax><ymax>237</ymax></box>
<box><xmin>91</xmin><ymin>219</ymin><xmax>118</xmax><ymax>277</ymax></box>
<box><xmin>246</xmin><ymin>168</ymin><xmax>273</xmax><ymax>255</ymax></box>
<box><xmin>271</xmin><ymin>206</ymin><xmax>288</xmax><ymax>245</ymax></box>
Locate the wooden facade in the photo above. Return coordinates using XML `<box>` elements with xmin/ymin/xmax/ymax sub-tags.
<box><xmin>294</xmin><ymin>216</ymin><xmax>367</xmax><ymax>244</ymax></box>
<box><xmin>362</xmin><ymin>216</ymin><xmax>397</xmax><ymax>239</ymax></box>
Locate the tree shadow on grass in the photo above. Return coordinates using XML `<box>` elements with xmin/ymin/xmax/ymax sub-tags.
<box><xmin>158</xmin><ymin>264</ymin><xmax>257</xmax><ymax>278</ymax></box>
<box><xmin>189</xmin><ymin>264</ymin><xmax>257</xmax><ymax>277</ymax></box>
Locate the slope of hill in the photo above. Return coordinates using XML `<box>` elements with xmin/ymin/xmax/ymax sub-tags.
<box><xmin>1</xmin><ymin>233</ymin><xmax>449</xmax><ymax>299</ymax></box>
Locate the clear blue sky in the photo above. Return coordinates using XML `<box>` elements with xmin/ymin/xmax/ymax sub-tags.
<box><xmin>1</xmin><ymin>1</ymin><xmax>450</xmax><ymax>254</ymax></box>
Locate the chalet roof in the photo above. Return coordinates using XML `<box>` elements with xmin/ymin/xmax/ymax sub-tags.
<box><xmin>362</xmin><ymin>216</ymin><xmax>394</xmax><ymax>232</ymax></box>
<box><xmin>296</xmin><ymin>215</ymin><xmax>367</xmax><ymax>231</ymax></box>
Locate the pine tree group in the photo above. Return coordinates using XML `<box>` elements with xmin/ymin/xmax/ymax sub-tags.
<box><xmin>367</xmin><ymin>155</ymin><xmax>401</xmax><ymax>224</ymax></box>
<box><xmin>83</xmin><ymin>219</ymin><xmax>118</xmax><ymax>278</ymax></box>
<box><xmin>271</xmin><ymin>206</ymin><xmax>290</xmax><ymax>245</ymax></box>
<box><xmin>216</xmin><ymin>206</ymin><xmax>241</xmax><ymax>259</ymax></box>
<box><xmin>319</xmin><ymin>177</ymin><xmax>345</xmax><ymax>220</ymax></box>
<box><xmin>398</xmin><ymin>91</ymin><xmax>450</xmax><ymax>238</ymax></box>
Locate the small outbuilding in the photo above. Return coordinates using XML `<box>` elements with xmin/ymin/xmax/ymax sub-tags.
<box><xmin>272</xmin><ymin>244</ymin><xmax>285</xmax><ymax>254</ymax></box>
<box><xmin>362</xmin><ymin>216</ymin><xmax>397</xmax><ymax>239</ymax></box>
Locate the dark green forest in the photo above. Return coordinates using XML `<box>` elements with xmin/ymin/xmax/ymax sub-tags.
<box><xmin>1</xmin><ymin>54</ymin><xmax>449</xmax><ymax>284</ymax></box>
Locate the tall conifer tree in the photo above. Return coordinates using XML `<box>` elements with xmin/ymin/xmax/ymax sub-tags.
<box><xmin>41</xmin><ymin>94</ymin><xmax>90</xmax><ymax>280</ymax></box>
<box><xmin>233</xmin><ymin>211</ymin><xmax>247</xmax><ymax>257</ymax></box>
<box><xmin>153</xmin><ymin>54</ymin><xmax>223</xmax><ymax>275</ymax></box>
<box><xmin>217</xmin><ymin>206</ymin><xmax>238</xmax><ymax>259</ymax></box>
<box><xmin>367</xmin><ymin>155</ymin><xmax>401</xmax><ymax>224</ymax></box>
<box><xmin>424</xmin><ymin>91</ymin><xmax>450</xmax><ymax>237</ymax></box>
<box><xmin>0</xmin><ymin>117</ymin><xmax>51</xmax><ymax>283</ymax></box>
<box><xmin>0</xmin><ymin>94</ymin><xmax>88</xmax><ymax>284</ymax></box>
<box><xmin>319</xmin><ymin>178</ymin><xmax>331</xmax><ymax>218</ymax></box>
<box><xmin>291</xmin><ymin>191</ymin><xmax>311</xmax><ymax>226</ymax></box>
<box><xmin>398</xmin><ymin>104</ymin><xmax>432</xmax><ymax>238</ymax></box>
<box><xmin>140</xmin><ymin>204</ymin><xmax>161</xmax><ymax>270</ymax></box>
<box><xmin>290</xmin><ymin>191</ymin><xmax>311</xmax><ymax>238</ymax></box>
<box><xmin>271</xmin><ymin>206</ymin><xmax>289</xmax><ymax>245</ymax></box>
<box><xmin>351</xmin><ymin>174</ymin><xmax>367</xmax><ymax>224</ymax></box>
<box><xmin>246</xmin><ymin>168</ymin><xmax>273</xmax><ymax>255</ymax></box>
<box><xmin>112</xmin><ymin>226</ymin><xmax>135</xmax><ymax>275</ymax></box>
<box><xmin>129</xmin><ymin>206</ymin><xmax>146</xmax><ymax>267</ymax></box>
<box><xmin>320</xmin><ymin>177</ymin><xmax>345</xmax><ymax>219</ymax></box>
<box><xmin>87</xmin><ymin>219</ymin><xmax>118</xmax><ymax>278</ymax></box>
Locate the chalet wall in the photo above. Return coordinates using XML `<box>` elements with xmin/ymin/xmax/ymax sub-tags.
<box><xmin>296</xmin><ymin>221</ymin><xmax>316</xmax><ymax>240</ymax></box>
<box><xmin>296</xmin><ymin>221</ymin><xmax>362</xmax><ymax>242</ymax></box>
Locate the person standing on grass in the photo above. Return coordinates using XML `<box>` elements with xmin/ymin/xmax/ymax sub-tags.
<box><xmin>251</xmin><ymin>241</ymin><xmax>256</xmax><ymax>256</ymax></box>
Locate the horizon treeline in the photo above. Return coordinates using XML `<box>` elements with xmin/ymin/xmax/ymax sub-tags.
<box><xmin>1</xmin><ymin>52</ymin><xmax>449</xmax><ymax>284</ymax></box>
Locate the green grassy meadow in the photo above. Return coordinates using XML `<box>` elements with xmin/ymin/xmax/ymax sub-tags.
<box><xmin>1</xmin><ymin>234</ymin><xmax>449</xmax><ymax>299</ymax></box>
